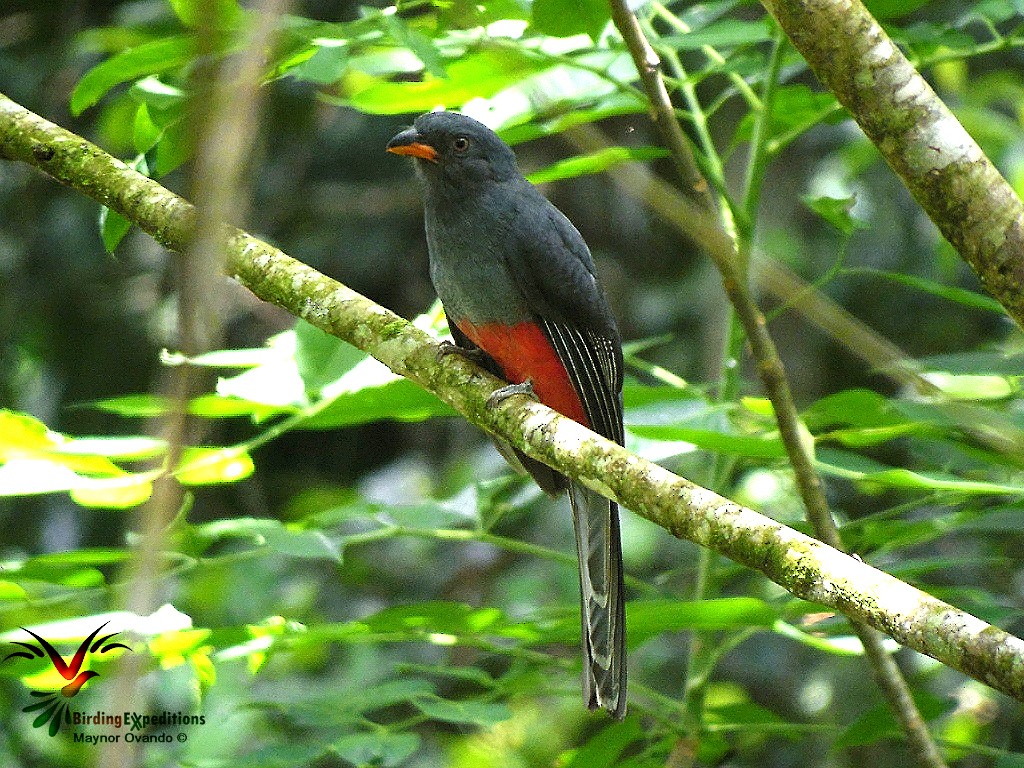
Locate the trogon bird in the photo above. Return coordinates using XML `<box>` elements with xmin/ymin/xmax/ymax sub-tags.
<box><xmin>387</xmin><ymin>111</ymin><xmax>627</xmax><ymax>718</ymax></box>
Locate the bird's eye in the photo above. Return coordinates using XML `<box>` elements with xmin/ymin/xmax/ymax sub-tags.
<box><xmin>452</xmin><ymin>136</ymin><xmax>470</xmax><ymax>152</ymax></box>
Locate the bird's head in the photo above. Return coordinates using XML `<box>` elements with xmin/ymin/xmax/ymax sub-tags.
<box><xmin>387</xmin><ymin>111</ymin><xmax>521</xmax><ymax>195</ymax></box>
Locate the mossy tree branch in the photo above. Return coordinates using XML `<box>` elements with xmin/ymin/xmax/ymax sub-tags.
<box><xmin>760</xmin><ymin>0</ymin><xmax>1024</xmax><ymax>330</ymax></box>
<box><xmin>2</xmin><ymin>90</ymin><xmax>1024</xmax><ymax>704</ymax></box>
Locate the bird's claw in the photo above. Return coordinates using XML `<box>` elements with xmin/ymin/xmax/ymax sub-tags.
<box><xmin>487</xmin><ymin>379</ymin><xmax>538</xmax><ymax>408</ymax></box>
<box><xmin>437</xmin><ymin>339</ymin><xmax>489</xmax><ymax>365</ymax></box>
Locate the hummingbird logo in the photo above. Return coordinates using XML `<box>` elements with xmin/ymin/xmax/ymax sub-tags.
<box><xmin>3</xmin><ymin>622</ymin><xmax>132</xmax><ymax>736</ymax></box>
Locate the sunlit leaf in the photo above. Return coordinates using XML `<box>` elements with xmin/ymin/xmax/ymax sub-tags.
<box><xmin>919</xmin><ymin>372</ymin><xmax>1015</xmax><ymax>401</ymax></box>
<box><xmin>335</xmin><ymin>49</ymin><xmax>547</xmax><ymax>114</ymax></box>
<box><xmin>70</xmin><ymin>472</ymin><xmax>155</xmax><ymax>508</ymax></box>
<box><xmin>58</xmin><ymin>436</ymin><xmax>166</xmax><ymax>460</ymax></box>
<box><xmin>168</xmin><ymin>0</ymin><xmax>242</xmax><ymax>28</ymax></box>
<box><xmin>532</xmin><ymin>0</ymin><xmax>610</xmax><ymax>39</ymax></box>
<box><xmin>627</xmin><ymin>425</ymin><xmax>787</xmax><ymax>459</ymax></box>
<box><xmin>0</xmin><ymin>581</ymin><xmax>27</xmax><ymax>600</ymax></box>
<box><xmin>176</xmin><ymin>447</ymin><xmax>254</xmax><ymax>485</ymax></box>
<box><xmin>527</xmin><ymin>146</ymin><xmax>670</xmax><ymax>184</ymax></box>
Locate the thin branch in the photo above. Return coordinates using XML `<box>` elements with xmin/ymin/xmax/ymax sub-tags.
<box><xmin>608</xmin><ymin>0</ymin><xmax>715</xmax><ymax>209</ymax></box>
<box><xmin>2</xmin><ymin>91</ymin><xmax>1023</xmax><ymax>707</ymax></box>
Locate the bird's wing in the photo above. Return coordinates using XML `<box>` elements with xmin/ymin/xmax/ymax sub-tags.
<box><xmin>505</xmin><ymin>199</ymin><xmax>624</xmax><ymax>444</ymax></box>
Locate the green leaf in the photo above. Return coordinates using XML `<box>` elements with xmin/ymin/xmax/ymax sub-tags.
<box><xmin>497</xmin><ymin>92</ymin><xmax>646</xmax><ymax>146</ymax></box>
<box><xmin>817</xmin><ymin>423</ymin><xmax>926</xmax><ymax>448</ymax></box>
<box><xmin>99</xmin><ymin>206</ymin><xmax>131</xmax><ymax>253</ymax></box>
<box><xmin>70</xmin><ymin>36</ymin><xmax>196</xmax><ymax>115</ymax></box>
<box><xmin>337</xmin><ymin>49</ymin><xmax>546</xmax><ymax>114</ymax></box>
<box><xmin>176</xmin><ymin>447</ymin><xmax>255</xmax><ymax>486</ymax></box>
<box><xmin>0</xmin><ymin>580</ymin><xmax>27</xmax><ymax>600</ymax></box>
<box><xmin>85</xmin><ymin>393</ymin><xmax>283</xmax><ymax>420</ymax></box>
<box><xmin>289</xmin><ymin>42</ymin><xmax>349</xmax><ymax>85</ymax></box>
<box><xmin>818</xmin><ymin>451</ymin><xmax>1024</xmax><ymax>495</ymax></box>
<box><xmin>362</xmin><ymin>601</ymin><xmax>506</xmax><ymax>636</ymax></box>
<box><xmin>168</xmin><ymin>0</ymin><xmax>242</xmax><ymax>28</ymax></box>
<box><xmin>294</xmin><ymin>319</ymin><xmax>364</xmax><ymax>395</ymax></box>
<box><xmin>70</xmin><ymin>473</ymin><xmax>155</xmax><ymax>508</ymax></box>
<box><xmin>302</xmin><ymin>377</ymin><xmax>456</xmax><ymax>429</ymax></box>
<box><xmin>262</xmin><ymin>526</ymin><xmax>341</xmax><ymax>562</ymax></box>
<box><xmin>802</xmin><ymin>389</ymin><xmax>898</xmax><ymax>430</ymax></box>
<box><xmin>129</xmin><ymin>76</ymin><xmax>186</xmax><ymax>114</ymax></box>
<box><xmin>920</xmin><ymin>372</ymin><xmax>1014</xmax><ymax>401</ymax></box>
<box><xmin>25</xmin><ymin>547</ymin><xmax>131</xmax><ymax>568</ymax></box>
<box><xmin>734</xmin><ymin>84</ymin><xmax>844</xmax><ymax>149</ymax></box>
<box><xmin>626</xmin><ymin>425</ymin><xmax>787</xmax><ymax>459</ymax></box>
<box><xmin>772</xmin><ymin>621</ymin><xmax>873</xmax><ymax>656</ymax></box>
<box><xmin>197</xmin><ymin>517</ymin><xmax>341</xmax><ymax>561</ymax></box>
<box><xmin>532</xmin><ymin>0</ymin><xmax>611</xmax><ymax>39</ymax></box>
<box><xmin>837</xmin><ymin>693</ymin><xmax>951</xmax><ymax>747</ymax></box>
<box><xmin>527</xmin><ymin>146</ymin><xmax>670</xmax><ymax>185</ymax></box>
<box><xmin>155</xmin><ymin>116</ymin><xmax>193</xmax><ymax>176</ymax></box>
<box><xmin>413</xmin><ymin>695</ymin><xmax>512</xmax><ymax>726</ymax></box>
<box><xmin>802</xmin><ymin>195</ymin><xmax>870</xmax><ymax>235</ymax></box>
<box><xmin>87</xmin><ymin>394</ymin><xmax>170</xmax><ymax>418</ymax></box>
<box><xmin>132</xmin><ymin>103</ymin><xmax>161</xmax><ymax>152</ymax></box>
<box><xmin>627</xmin><ymin>598</ymin><xmax>779</xmax><ymax>644</ymax></box>
<box><xmin>863</xmin><ymin>0</ymin><xmax>932</xmax><ymax>17</ymax></box>
<box><xmin>382</xmin><ymin>16</ymin><xmax>447</xmax><ymax>78</ymax></box>
<box><xmin>328</xmin><ymin>679</ymin><xmax>436</xmax><ymax>716</ymax></box>
<box><xmin>561</xmin><ymin>718</ymin><xmax>644</xmax><ymax>768</ymax></box>
<box><xmin>0</xmin><ymin>410</ymin><xmax>62</xmax><ymax>454</ymax></box>
<box><xmin>332</xmin><ymin>732</ymin><xmax>420</xmax><ymax>767</ymax></box>
<box><xmin>843</xmin><ymin>267</ymin><xmax>1006</xmax><ymax>313</ymax></box>
<box><xmin>660</xmin><ymin>18</ymin><xmax>772</xmax><ymax>50</ymax></box>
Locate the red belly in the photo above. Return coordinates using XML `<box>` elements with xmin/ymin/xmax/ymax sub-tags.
<box><xmin>455</xmin><ymin>319</ymin><xmax>589</xmax><ymax>427</ymax></box>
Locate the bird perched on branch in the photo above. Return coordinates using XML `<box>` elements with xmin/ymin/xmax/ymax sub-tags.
<box><xmin>388</xmin><ymin>111</ymin><xmax>626</xmax><ymax>717</ymax></box>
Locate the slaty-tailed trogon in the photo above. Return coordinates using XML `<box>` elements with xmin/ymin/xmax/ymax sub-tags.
<box><xmin>387</xmin><ymin>111</ymin><xmax>626</xmax><ymax>718</ymax></box>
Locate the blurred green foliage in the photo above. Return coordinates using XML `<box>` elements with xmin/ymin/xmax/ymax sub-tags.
<box><xmin>2</xmin><ymin>0</ymin><xmax>1024</xmax><ymax>766</ymax></box>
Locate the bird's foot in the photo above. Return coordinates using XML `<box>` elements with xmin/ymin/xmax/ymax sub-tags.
<box><xmin>487</xmin><ymin>379</ymin><xmax>538</xmax><ymax>408</ymax></box>
<box><xmin>437</xmin><ymin>339</ymin><xmax>490</xmax><ymax>365</ymax></box>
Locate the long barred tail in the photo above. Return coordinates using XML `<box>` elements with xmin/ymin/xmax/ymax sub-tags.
<box><xmin>568</xmin><ymin>481</ymin><xmax>626</xmax><ymax>719</ymax></box>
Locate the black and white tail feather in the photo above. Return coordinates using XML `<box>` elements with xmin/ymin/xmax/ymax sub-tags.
<box><xmin>568</xmin><ymin>482</ymin><xmax>626</xmax><ymax>718</ymax></box>
<box><xmin>542</xmin><ymin>319</ymin><xmax>627</xmax><ymax>718</ymax></box>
